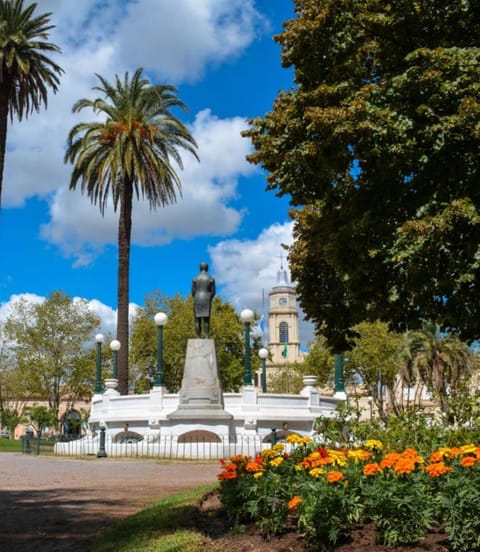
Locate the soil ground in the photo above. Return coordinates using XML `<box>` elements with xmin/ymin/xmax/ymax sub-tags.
<box><xmin>0</xmin><ymin>453</ymin><xmax>453</xmax><ymax>551</ymax></box>
<box><xmin>0</xmin><ymin>453</ymin><xmax>218</xmax><ymax>551</ymax></box>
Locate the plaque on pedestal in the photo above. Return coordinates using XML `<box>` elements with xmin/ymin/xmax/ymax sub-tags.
<box><xmin>167</xmin><ymin>339</ymin><xmax>232</xmax><ymax>420</ymax></box>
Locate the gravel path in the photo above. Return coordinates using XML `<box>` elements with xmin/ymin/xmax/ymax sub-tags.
<box><xmin>0</xmin><ymin>453</ymin><xmax>220</xmax><ymax>551</ymax></box>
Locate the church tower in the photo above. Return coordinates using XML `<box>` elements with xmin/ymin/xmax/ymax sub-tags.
<box><xmin>267</xmin><ymin>262</ymin><xmax>303</xmax><ymax>367</ymax></box>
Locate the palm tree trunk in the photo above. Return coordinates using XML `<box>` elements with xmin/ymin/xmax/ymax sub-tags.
<box><xmin>116</xmin><ymin>178</ymin><xmax>133</xmax><ymax>395</ymax></box>
<box><xmin>0</xmin><ymin>80</ymin><xmax>9</xmax><ymax>214</ymax></box>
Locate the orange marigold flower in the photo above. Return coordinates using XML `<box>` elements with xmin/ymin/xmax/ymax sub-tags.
<box><xmin>402</xmin><ymin>448</ymin><xmax>419</xmax><ymax>458</ymax></box>
<box><xmin>430</xmin><ymin>451</ymin><xmax>443</xmax><ymax>463</ymax></box>
<box><xmin>423</xmin><ymin>461</ymin><xmax>452</xmax><ymax>478</ymax></box>
<box><xmin>288</xmin><ymin>496</ymin><xmax>302</xmax><ymax>510</ymax></box>
<box><xmin>363</xmin><ymin>462</ymin><xmax>383</xmax><ymax>476</ymax></box>
<box><xmin>246</xmin><ymin>461</ymin><xmax>264</xmax><ymax>472</ymax></box>
<box><xmin>460</xmin><ymin>456</ymin><xmax>476</xmax><ymax>468</ymax></box>
<box><xmin>450</xmin><ymin>447</ymin><xmax>462</xmax><ymax>457</ymax></box>
<box><xmin>217</xmin><ymin>469</ymin><xmax>238</xmax><ymax>480</ymax></box>
<box><xmin>393</xmin><ymin>458</ymin><xmax>417</xmax><ymax>475</ymax></box>
<box><xmin>380</xmin><ymin>452</ymin><xmax>401</xmax><ymax>469</ymax></box>
<box><xmin>327</xmin><ymin>470</ymin><xmax>344</xmax><ymax>483</ymax></box>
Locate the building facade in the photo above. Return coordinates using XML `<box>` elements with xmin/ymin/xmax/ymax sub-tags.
<box><xmin>267</xmin><ymin>263</ymin><xmax>304</xmax><ymax>369</ymax></box>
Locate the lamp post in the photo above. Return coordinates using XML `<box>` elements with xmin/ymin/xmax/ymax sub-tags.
<box><xmin>110</xmin><ymin>340</ymin><xmax>121</xmax><ymax>379</ymax></box>
<box><xmin>334</xmin><ymin>352</ymin><xmax>346</xmax><ymax>399</ymax></box>
<box><xmin>258</xmin><ymin>347</ymin><xmax>268</xmax><ymax>393</ymax></box>
<box><xmin>240</xmin><ymin>309</ymin><xmax>254</xmax><ymax>386</ymax></box>
<box><xmin>154</xmin><ymin>312</ymin><xmax>168</xmax><ymax>387</ymax></box>
<box><xmin>94</xmin><ymin>333</ymin><xmax>104</xmax><ymax>393</ymax></box>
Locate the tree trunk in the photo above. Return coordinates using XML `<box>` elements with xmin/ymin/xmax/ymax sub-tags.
<box><xmin>116</xmin><ymin>178</ymin><xmax>133</xmax><ymax>395</ymax></box>
<box><xmin>0</xmin><ymin>75</ymin><xmax>10</xmax><ymax>215</ymax></box>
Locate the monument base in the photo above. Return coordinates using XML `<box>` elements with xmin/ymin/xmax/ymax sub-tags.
<box><xmin>167</xmin><ymin>338</ymin><xmax>232</xmax><ymax>421</ymax></box>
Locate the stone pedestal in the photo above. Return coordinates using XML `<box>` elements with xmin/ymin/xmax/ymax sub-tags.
<box><xmin>167</xmin><ymin>339</ymin><xmax>232</xmax><ymax>420</ymax></box>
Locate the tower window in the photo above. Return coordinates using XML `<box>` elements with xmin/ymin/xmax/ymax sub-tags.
<box><xmin>279</xmin><ymin>321</ymin><xmax>289</xmax><ymax>343</ymax></box>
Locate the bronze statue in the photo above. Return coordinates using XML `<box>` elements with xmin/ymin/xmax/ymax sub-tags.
<box><xmin>192</xmin><ymin>262</ymin><xmax>216</xmax><ymax>338</ymax></box>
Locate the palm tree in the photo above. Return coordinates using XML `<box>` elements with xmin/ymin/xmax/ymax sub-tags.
<box><xmin>402</xmin><ymin>322</ymin><xmax>475</xmax><ymax>422</ymax></box>
<box><xmin>0</xmin><ymin>0</ymin><xmax>63</xmax><ymax>212</ymax></box>
<box><xmin>65</xmin><ymin>69</ymin><xmax>198</xmax><ymax>395</ymax></box>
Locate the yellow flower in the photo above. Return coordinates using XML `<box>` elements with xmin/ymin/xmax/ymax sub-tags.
<box><xmin>348</xmin><ymin>449</ymin><xmax>373</xmax><ymax>462</ymax></box>
<box><xmin>261</xmin><ymin>448</ymin><xmax>279</xmax><ymax>460</ymax></box>
<box><xmin>328</xmin><ymin>449</ymin><xmax>347</xmax><ymax>467</ymax></box>
<box><xmin>286</xmin><ymin>434</ymin><xmax>302</xmax><ymax>445</ymax></box>
<box><xmin>460</xmin><ymin>444</ymin><xmax>477</xmax><ymax>455</ymax></box>
<box><xmin>309</xmin><ymin>467</ymin><xmax>325</xmax><ymax>478</ymax></box>
<box><xmin>253</xmin><ymin>471</ymin><xmax>263</xmax><ymax>479</ymax></box>
<box><xmin>272</xmin><ymin>443</ymin><xmax>285</xmax><ymax>453</ymax></box>
<box><xmin>270</xmin><ymin>456</ymin><xmax>284</xmax><ymax>468</ymax></box>
<box><xmin>365</xmin><ymin>439</ymin><xmax>383</xmax><ymax>451</ymax></box>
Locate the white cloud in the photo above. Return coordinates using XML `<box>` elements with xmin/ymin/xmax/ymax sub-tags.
<box><xmin>209</xmin><ymin>221</ymin><xmax>315</xmax><ymax>347</ymax></box>
<box><xmin>115</xmin><ymin>0</ymin><xmax>267</xmax><ymax>82</ymax></box>
<box><xmin>40</xmin><ymin>109</ymin><xmax>254</xmax><ymax>263</ymax></box>
<box><xmin>3</xmin><ymin>0</ymin><xmax>267</xmax><ymax>208</ymax></box>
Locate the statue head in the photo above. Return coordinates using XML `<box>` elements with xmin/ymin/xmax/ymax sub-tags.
<box><xmin>199</xmin><ymin>262</ymin><xmax>208</xmax><ymax>272</ymax></box>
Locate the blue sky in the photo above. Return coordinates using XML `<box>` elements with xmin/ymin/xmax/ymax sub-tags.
<box><xmin>0</xmin><ymin>0</ymin><xmax>314</xmax><ymax>346</ymax></box>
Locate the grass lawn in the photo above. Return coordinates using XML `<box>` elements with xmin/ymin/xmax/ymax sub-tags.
<box><xmin>93</xmin><ymin>483</ymin><xmax>222</xmax><ymax>552</ymax></box>
<box><xmin>0</xmin><ymin>438</ymin><xmax>22</xmax><ymax>452</ymax></box>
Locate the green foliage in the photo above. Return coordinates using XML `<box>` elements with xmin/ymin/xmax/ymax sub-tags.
<box><xmin>244</xmin><ymin>0</ymin><xmax>480</xmax><ymax>349</ymax></box>
<box><xmin>0</xmin><ymin>406</ymin><xmax>25</xmax><ymax>436</ymax></box>
<box><xmin>363</xmin><ymin>466</ymin><xmax>435</xmax><ymax>547</ymax></box>
<box><xmin>3</xmin><ymin>291</ymin><xmax>100</xmax><ymax>425</ymax></box>
<box><xmin>130</xmin><ymin>291</ymin><xmax>248</xmax><ymax>392</ymax></box>
<box><xmin>267</xmin><ymin>363</ymin><xmax>305</xmax><ymax>393</ymax></box>
<box><xmin>297</xmin><ymin>339</ymin><xmax>334</xmax><ymax>387</ymax></box>
<box><xmin>438</xmin><ymin>463</ymin><xmax>480</xmax><ymax>552</ymax></box>
<box><xmin>349</xmin><ymin>321</ymin><xmax>404</xmax><ymax>416</ymax></box>
<box><xmin>297</xmin><ymin>467</ymin><xmax>363</xmax><ymax>549</ymax></box>
<box><xmin>24</xmin><ymin>404</ymin><xmax>56</xmax><ymax>434</ymax></box>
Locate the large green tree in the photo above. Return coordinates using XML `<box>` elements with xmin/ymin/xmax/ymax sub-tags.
<box><xmin>0</xmin><ymin>0</ymin><xmax>62</xmax><ymax>212</ymax></box>
<box><xmin>65</xmin><ymin>69</ymin><xmax>198</xmax><ymax>394</ymax></box>
<box><xmin>130</xmin><ymin>291</ymin><xmax>248</xmax><ymax>392</ymax></box>
<box><xmin>3</xmin><ymin>291</ymin><xmax>100</xmax><ymax>425</ymax></box>
<box><xmin>244</xmin><ymin>0</ymin><xmax>480</xmax><ymax>350</ymax></box>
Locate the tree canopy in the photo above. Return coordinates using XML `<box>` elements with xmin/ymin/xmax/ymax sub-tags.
<box><xmin>244</xmin><ymin>0</ymin><xmax>480</xmax><ymax>350</ymax></box>
<box><xmin>2</xmin><ymin>291</ymin><xmax>100</xmax><ymax>425</ymax></box>
<box><xmin>130</xmin><ymin>291</ymin><xmax>250</xmax><ymax>393</ymax></box>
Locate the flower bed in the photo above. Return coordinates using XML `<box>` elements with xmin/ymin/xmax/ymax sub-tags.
<box><xmin>217</xmin><ymin>435</ymin><xmax>480</xmax><ymax>551</ymax></box>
